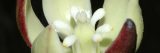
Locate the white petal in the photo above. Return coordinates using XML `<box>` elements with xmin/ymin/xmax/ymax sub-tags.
<box><xmin>63</xmin><ymin>35</ymin><xmax>77</xmax><ymax>47</ymax></box>
<box><xmin>96</xmin><ymin>24</ymin><xmax>112</xmax><ymax>33</ymax></box>
<box><xmin>91</xmin><ymin>8</ymin><xmax>105</xmax><ymax>26</ymax></box>
<box><xmin>92</xmin><ymin>33</ymin><xmax>102</xmax><ymax>43</ymax></box>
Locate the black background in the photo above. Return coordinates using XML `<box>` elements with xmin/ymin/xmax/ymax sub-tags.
<box><xmin>0</xmin><ymin>0</ymin><xmax>160</xmax><ymax>53</ymax></box>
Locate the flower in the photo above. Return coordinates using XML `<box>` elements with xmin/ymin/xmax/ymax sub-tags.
<box><xmin>51</xmin><ymin>6</ymin><xmax>112</xmax><ymax>53</ymax></box>
<box><xmin>17</xmin><ymin>0</ymin><xmax>143</xmax><ymax>53</ymax></box>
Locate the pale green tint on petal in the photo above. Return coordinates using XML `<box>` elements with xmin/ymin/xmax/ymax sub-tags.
<box><xmin>32</xmin><ymin>25</ymin><xmax>71</xmax><ymax>53</ymax></box>
<box><xmin>126</xmin><ymin>0</ymin><xmax>144</xmax><ymax>50</ymax></box>
<box><xmin>25</xmin><ymin>0</ymin><xmax>44</xmax><ymax>44</ymax></box>
<box><xmin>99</xmin><ymin>38</ymin><xmax>112</xmax><ymax>53</ymax></box>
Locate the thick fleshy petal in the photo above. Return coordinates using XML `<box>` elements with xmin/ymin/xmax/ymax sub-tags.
<box><xmin>99</xmin><ymin>0</ymin><xmax>143</xmax><ymax>50</ymax></box>
<box><xmin>32</xmin><ymin>25</ymin><xmax>71</xmax><ymax>53</ymax></box>
<box><xmin>17</xmin><ymin>0</ymin><xmax>44</xmax><ymax>47</ymax></box>
<box><xmin>105</xmin><ymin>19</ymin><xmax>137</xmax><ymax>53</ymax></box>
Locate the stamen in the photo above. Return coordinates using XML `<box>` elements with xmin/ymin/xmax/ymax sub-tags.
<box><xmin>63</xmin><ymin>35</ymin><xmax>76</xmax><ymax>47</ymax></box>
<box><xmin>91</xmin><ymin>8</ymin><xmax>105</xmax><ymax>26</ymax></box>
<box><xmin>92</xmin><ymin>33</ymin><xmax>102</xmax><ymax>43</ymax></box>
<box><xmin>70</xmin><ymin>7</ymin><xmax>80</xmax><ymax>22</ymax></box>
<box><xmin>86</xmin><ymin>10</ymin><xmax>91</xmax><ymax>18</ymax></box>
<box><xmin>76</xmin><ymin>11</ymin><xmax>88</xmax><ymax>23</ymax></box>
<box><xmin>96</xmin><ymin>24</ymin><xmax>112</xmax><ymax>33</ymax></box>
<box><xmin>52</xmin><ymin>20</ymin><xmax>71</xmax><ymax>35</ymax></box>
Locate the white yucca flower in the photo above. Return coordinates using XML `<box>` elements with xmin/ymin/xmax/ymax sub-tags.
<box><xmin>16</xmin><ymin>0</ymin><xmax>143</xmax><ymax>53</ymax></box>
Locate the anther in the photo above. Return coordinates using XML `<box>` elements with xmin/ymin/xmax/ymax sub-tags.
<box><xmin>63</xmin><ymin>35</ymin><xmax>76</xmax><ymax>47</ymax></box>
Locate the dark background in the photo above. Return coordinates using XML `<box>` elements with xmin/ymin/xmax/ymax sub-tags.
<box><xmin>0</xmin><ymin>0</ymin><xmax>160</xmax><ymax>53</ymax></box>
